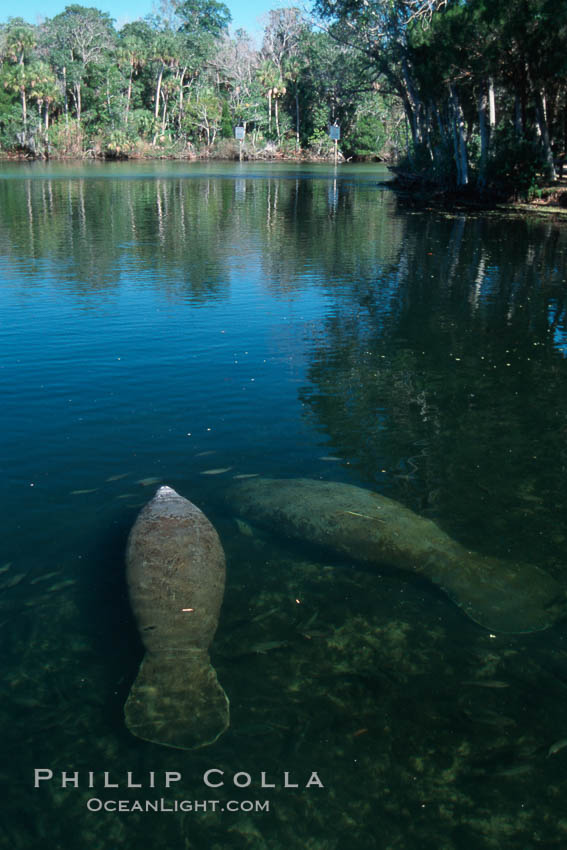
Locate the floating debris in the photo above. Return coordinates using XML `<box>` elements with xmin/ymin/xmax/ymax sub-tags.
<box><xmin>547</xmin><ymin>738</ymin><xmax>567</xmax><ymax>757</ymax></box>
<box><xmin>233</xmin><ymin>473</ymin><xmax>260</xmax><ymax>479</ymax></box>
<box><xmin>0</xmin><ymin>563</ymin><xmax>13</xmax><ymax>575</ymax></box>
<box><xmin>462</xmin><ymin>680</ymin><xmax>510</xmax><ymax>688</ymax></box>
<box><xmin>30</xmin><ymin>571</ymin><xmax>62</xmax><ymax>585</ymax></box>
<box><xmin>319</xmin><ymin>456</ymin><xmax>342</xmax><ymax>462</ymax></box>
<box><xmin>343</xmin><ymin>510</ymin><xmax>384</xmax><ymax>522</ymax></box>
<box><xmin>195</xmin><ymin>450</ymin><xmax>216</xmax><ymax>457</ymax></box>
<box><xmin>136</xmin><ymin>477</ymin><xmax>162</xmax><ymax>487</ymax></box>
<box><xmin>70</xmin><ymin>489</ymin><xmax>98</xmax><ymax>496</ymax></box>
<box><xmin>201</xmin><ymin>467</ymin><xmax>233</xmax><ymax>475</ymax></box>
<box><xmin>47</xmin><ymin>579</ymin><xmax>77</xmax><ymax>593</ymax></box>
<box><xmin>116</xmin><ymin>493</ymin><xmax>136</xmax><ymax>500</ymax></box>
<box><xmin>0</xmin><ymin>573</ymin><xmax>26</xmax><ymax>591</ymax></box>
<box><xmin>494</xmin><ymin>763</ymin><xmax>534</xmax><ymax>777</ymax></box>
<box><xmin>473</xmin><ymin>709</ymin><xmax>516</xmax><ymax>728</ymax></box>
<box><xmin>235</xmin><ymin>518</ymin><xmax>254</xmax><ymax>537</ymax></box>
<box><xmin>229</xmin><ymin>640</ymin><xmax>291</xmax><ymax>658</ymax></box>
<box><xmin>106</xmin><ymin>473</ymin><xmax>130</xmax><ymax>482</ymax></box>
<box><xmin>250</xmin><ymin>606</ymin><xmax>280</xmax><ymax>624</ymax></box>
<box><xmin>249</xmin><ymin>640</ymin><xmax>289</xmax><ymax>654</ymax></box>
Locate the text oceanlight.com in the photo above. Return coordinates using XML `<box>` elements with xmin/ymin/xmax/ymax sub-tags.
<box><xmin>86</xmin><ymin>799</ymin><xmax>270</xmax><ymax>813</ymax></box>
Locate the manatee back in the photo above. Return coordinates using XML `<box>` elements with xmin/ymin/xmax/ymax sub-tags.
<box><xmin>126</xmin><ymin>486</ymin><xmax>225</xmax><ymax>654</ymax></box>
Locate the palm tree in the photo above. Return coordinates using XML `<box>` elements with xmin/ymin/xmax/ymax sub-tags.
<box><xmin>284</xmin><ymin>57</ymin><xmax>307</xmax><ymax>150</ymax></box>
<box><xmin>271</xmin><ymin>76</ymin><xmax>286</xmax><ymax>144</ymax></box>
<box><xmin>116</xmin><ymin>35</ymin><xmax>147</xmax><ymax>116</ymax></box>
<box><xmin>28</xmin><ymin>62</ymin><xmax>59</xmax><ymax>132</ymax></box>
<box><xmin>257</xmin><ymin>60</ymin><xmax>279</xmax><ymax>137</ymax></box>
<box><xmin>3</xmin><ymin>21</ymin><xmax>36</xmax><ymax>128</ymax></box>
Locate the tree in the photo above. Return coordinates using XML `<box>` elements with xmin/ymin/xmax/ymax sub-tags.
<box><xmin>257</xmin><ymin>59</ymin><xmax>279</xmax><ymax>137</ymax></box>
<box><xmin>176</xmin><ymin>0</ymin><xmax>231</xmax><ymax>39</ymax></box>
<box><xmin>1</xmin><ymin>18</ymin><xmax>37</xmax><ymax>128</ymax></box>
<box><xmin>45</xmin><ymin>5</ymin><xmax>115</xmax><ymax>124</ymax></box>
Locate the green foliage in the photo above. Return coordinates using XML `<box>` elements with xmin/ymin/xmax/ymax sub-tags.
<box><xmin>0</xmin><ymin>102</ymin><xmax>22</xmax><ymax>149</ymax></box>
<box><xmin>220</xmin><ymin>98</ymin><xmax>232</xmax><ymax>138</ymax></box>
<box><xmin>176</xmin><ymin>0</ymin><xmax>231</xmax><ymax>36</ymax></box>
<box><xmin>487</xmin><ymin>127</ymin><xmax>550</xmax><ymax>198</ymax></box>
<box><xmin>307</xmin><ymin>127</ymin><xmax>335</xmax><ymax>156</ymax></box>
<box><xmin>7</xmin><ymin>0</ymin><xmax>563</xmax><ymax>182</ymax></box>
<box><xmin>47</xmin><ymin>117</ymin><xmax>84</xmax><ymax>156</ymax></box>
<box><xmin>127</xmin><ymin>108</ymin><xmax>156</xmax><ymax>139</ymax></box>
<box><xmin>101</xmin><ymin>127</ymin><xmax>132</xmax><ymax>157</ymax></box>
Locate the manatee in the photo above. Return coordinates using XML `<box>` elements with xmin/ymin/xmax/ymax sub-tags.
<box><xmin>225</xmin><ymin>477</ymin><xmax>566</xmax><ymax>634</ymax></box>
<box><xmin>124</xmin><ymin>485</ymin><xmax>229</xmax><ymax>749</ymax></box>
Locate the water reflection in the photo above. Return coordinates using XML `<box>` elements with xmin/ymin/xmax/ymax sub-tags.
<box><xmin>299</xmin><ymin>211</ymin><xmax>567</xmax><ymax>573</ymax></box>
<box><xmin>0</xmin><ymin>169</ymin><xmax>402</xmax><ymax>303</ymax></box>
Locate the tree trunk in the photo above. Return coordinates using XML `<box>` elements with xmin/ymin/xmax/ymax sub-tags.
<box><xmin>295</xmin><ymin>89</ymin><xmax>300</xmax><ymax>150</ymax></box>
<box><xmin>161</xmin><ymin>93</ymin><xmax>168</xmax><ymax>134</ymax></box>
<box><xmin>534</xmin><ymin>87</ymin><xmax>557</xmax><ymax>179</ymax></box>
<box><xmin>267</xmin><ymin>90</ymin><xmax>272</xmax><ymax>135</ymax></box>
<box><xmin>449</xmin><ymin>84</ymin><xmax>468</xmax><ymax>187</ymax></box>
<box><xmin>152</xmin><ymin>66</ymin><xmax>165</xmax><ymax>146</ymax></box>
<box><xmin>431</xmin><ymin>101</ymin><xmax>448</xmax><ymax>145</ymax></box>
<box><xmin>21</xmin><ymin>87</ymin><xmax>27</xmax><ymax>128</ymax></box>
<box><xmin>154</xmin><ymin>65</ymin><xmax>164</xmax><ymax>120</ymax></box>
<box><xmin>401</xmin><ymin>59</ymin><xmax>425</xmax><ymax>146</ymax></box>
<box><xmin>74</xmin><ymin>82</ymin><xmax>82</xmax><ymax>124</ymax></box>
<box><xmin>514</xmin><ymin>95</ymin><xmax>523</xmax><ymax>137</ymax></box>
<box><xmin>62</xmin><ymin>65</ymin><xmax>68</xmax><ymax>127</ymax></box>
<box><xmin>275</xmin><ymin>97</ymin><xmax>280</xmax><ymax>143</ymax></box>
<box><xmin>126</xmin><ymin>61</ymin><xmax>133</xmax><ymax>116</ymax></box>
<box><xmin>488</xmin><ymin>78</ymin><xmax>496</xmax><ymax>127</ymax></box>
<box><xmin>478</xmin><ymin>84</ymin><xmax>490</xmax><ymax>188</ymax></box>
<box><xmin>106</xmin><ymin>72</ymin><xmax>112</xmax><ymax>124</ymax></box>
<box><xmin>179</xmin><ymin>67</ymin><xmax>186</xmax><ymax>125</ymax></box>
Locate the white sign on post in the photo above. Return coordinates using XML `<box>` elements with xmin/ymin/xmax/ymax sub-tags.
<box><xmin>235</xmin><ymin>126</ymin><xmax>245</xmax><ymax>140</ymax></box>
<box><xmin>329</xmin><ymin>125</ymin><xmax>340</xmax><ymax>141</ymax></box>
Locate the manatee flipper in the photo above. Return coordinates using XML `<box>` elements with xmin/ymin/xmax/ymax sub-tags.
<box><xmin>124</xmin><ymin>652</ymin><xmax>229</xmax><ymax>750</ymax></box>
<box><xmin>225</xmin><ymin>477</ymin><xmax>566</xmax><ymax>634</ymax></box>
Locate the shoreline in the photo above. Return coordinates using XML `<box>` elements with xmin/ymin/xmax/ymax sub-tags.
<box><xmin>3</xmin><ymin>152</ymin><xmax>566</xmax><ymax>217</ymax></box>
<box><xmin>0</xmin><ymin>149</ymin><xmax>383</xmax><ymax>166</ymax></box>
<box><xmin>385</xmin><ymin>169</ymin><xmax>567</xmax><ymax>218</ymax></box>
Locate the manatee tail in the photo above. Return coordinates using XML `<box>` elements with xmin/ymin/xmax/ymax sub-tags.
<box><xmin>427</xmin><ymin>551</ymin><xmax>567</xmax><ymax>634</ymax></box>
<box><xmin>124</xmin><ymin>651</ymin><xmax>230</xmax><ymax>750</ymax></box>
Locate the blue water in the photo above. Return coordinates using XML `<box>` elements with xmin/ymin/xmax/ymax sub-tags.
<box><xmin>2</xmin><ymin>161</ymin><xmax>567</xmax><ymax>849</ymax></box>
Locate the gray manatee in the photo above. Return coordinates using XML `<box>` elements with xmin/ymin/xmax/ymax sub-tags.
<box><xmin>226</xmin><ymin>477</ymin><xmax>566</xmax><ymax>634</ymax></box>
<box><xmin>125</xmin><ymin>486</ymin><xmax>229</xmax><ymax>749</ymax></box>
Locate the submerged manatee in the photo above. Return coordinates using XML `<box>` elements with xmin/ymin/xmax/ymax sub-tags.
<box><xmin>226</xmin><ymin>477</ymin><xmax>565</xmax><ymax>634</ymax></box>
<box><xmin>125</xmin><ymin>486</ymin><xmax>229</xmax><ymax>749</ymax></box>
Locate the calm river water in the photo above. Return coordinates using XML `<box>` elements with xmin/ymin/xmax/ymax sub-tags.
<box><xmin>2</xmin><ymin>161</ymin><xmax>567</xmax><ymax>849</ymax></box>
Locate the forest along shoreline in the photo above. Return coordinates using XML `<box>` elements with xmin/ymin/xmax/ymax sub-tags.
<box><xmin>2</xmin><ymin>0</ymin><xmax>567</xmax><ymax>215</ymax></box>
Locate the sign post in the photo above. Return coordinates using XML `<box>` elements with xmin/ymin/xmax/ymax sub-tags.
<box><xmin>235</xmin><ymin>125</ymin><xmax>245</xmax><ymax>161</ymax></box>
<box><xmin>329</xmin><ymin>124</ymin><xmax>340</xmax><ymax>165</ymax></box>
